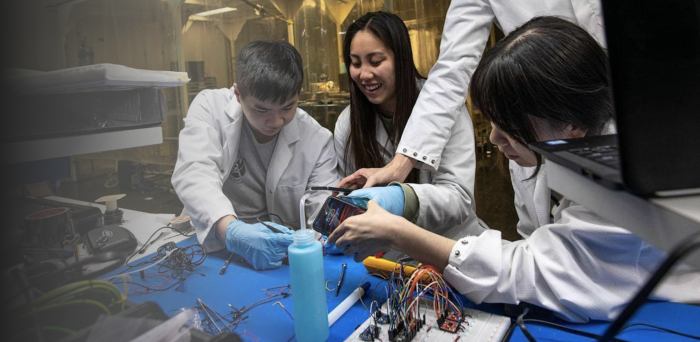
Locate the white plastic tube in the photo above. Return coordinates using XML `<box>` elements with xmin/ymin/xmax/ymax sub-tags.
<box><xmin>328</xmin><ymin>282</ymin><xmax>370</xmax><ymax>326</ymax></box>
<box><xmin>299</xmin><ymin>192</ymin><xmax>313</xmax><ymax>230</ymax></box>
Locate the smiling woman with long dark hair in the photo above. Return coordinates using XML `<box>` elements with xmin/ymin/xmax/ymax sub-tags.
<box><xmin>332</xmin><ymin>11</ymin><xmax>481</xmax><ymax>240</ymax></box>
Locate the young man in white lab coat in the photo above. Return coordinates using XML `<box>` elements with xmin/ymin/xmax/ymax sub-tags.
<box><xmin>172</xmin><ymin>41</ymin><xmax>340</xmax><ymax>270</ymax></box>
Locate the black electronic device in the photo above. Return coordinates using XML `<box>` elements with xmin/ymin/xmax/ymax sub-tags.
<box><xmin>312</xmin><ymin>195</ymin><xmax>368</xmax><ymax>236</ymax></box>
<box><xmin>531</xmin><ymin>0</ymin><xmax>700</xmax><ymax>197</ymax></box>
<box><xmin>310</xmin><ymin>186</ymin><xmax>354</xmax><ymax>193</ymax></box>
<box><xmin>86</xmin><ymin>224</ymin><xmax>137</xmax><ymax>255</ymax></box>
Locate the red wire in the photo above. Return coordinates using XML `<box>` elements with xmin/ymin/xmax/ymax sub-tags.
<box><xmin>238</xmin><ymin>332</ymin><xmax>260</xmax><ymax>342</ymax></box>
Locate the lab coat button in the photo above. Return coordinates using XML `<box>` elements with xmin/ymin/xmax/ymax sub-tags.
<box><xmin>422</xmin><ymin>156</ymin><xmax>427</xmax><ymax>160</ymax></box>
<box><xmin>461</xmin><ymin>239</ymin><xmax>468</xmax><ymax>244</ymax></box>
<box><xmin>431</xmin><ymin>160</ymin><xmax>435</xmax><ymax>164</ymax></box>
<box><xmin>454</xmin><ymin>250</ymin><xmax>461</xmax><ymax>256</ymax></box>
<box><xmin>413</xmin><ymin>152</ymin><xmax>418</xmax><ymax>157</ymax></box>
<box><xmin>403</xmin><ymin>148</ymin><xmax>407</xmax><ymax>153</ymax></box>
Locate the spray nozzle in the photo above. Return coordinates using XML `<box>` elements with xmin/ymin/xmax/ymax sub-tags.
<box><xmin>299</xmin><ymin>192</ymin><xmax>313</xmax><ymax>230</ymax></box>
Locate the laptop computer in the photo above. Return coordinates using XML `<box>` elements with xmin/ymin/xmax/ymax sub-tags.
<box><xmin>529</xmin><ymin>0</ymin><xmax>700</xmax><ymax>197</ymax></box>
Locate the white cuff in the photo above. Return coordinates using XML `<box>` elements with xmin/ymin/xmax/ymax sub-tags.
<box><xmin>396</xmin><ymin>145</ymin><xmax>440</xmax><ymax>171</ymax></box>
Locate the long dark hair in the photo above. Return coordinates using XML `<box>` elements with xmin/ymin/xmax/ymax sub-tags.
<box><xmin>342</xmin><ymin>11</ymin><xmax>424</xmax><ymax>182</ymax></box>
<box><xmin>470</xmin><ymin>16</ymin><xmax>613</xmax><ymax>176</ymax></box>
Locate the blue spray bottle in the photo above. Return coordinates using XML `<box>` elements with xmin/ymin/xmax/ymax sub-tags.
<box><xmin>288</xmin><ymin>192</ymin><xmax>329</xmax><ymax>342</ymax></box>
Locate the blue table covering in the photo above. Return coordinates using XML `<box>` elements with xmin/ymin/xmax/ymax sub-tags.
<box><xmin>103</xmin><ymin>236</ymin><xmax>700</xmax><ymax>342</ymax></box>
<box><xmin>103</xmin><ymin>236</ymin><xmax>387</xmax><ymax>341</ymax></box>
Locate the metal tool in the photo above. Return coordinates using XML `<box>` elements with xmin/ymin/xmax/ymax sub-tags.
<box><xmin>197</xmin><ymin>298</ymin><xmax>222</xmax><ymax>334</ymax></box>
<box><xmin>335</xmin><ymin>263</ymin><xmax>347</xmax><ymax>296</ymax></box>
<box><xmin>260</xmin><ymin>221</ymin><xmax>284</xmax><ymax>234</ymax></box>
<box><xmin>220</xmin><ymin>253</ymin><xmax>234</xmax><ymax>275</ymax></box>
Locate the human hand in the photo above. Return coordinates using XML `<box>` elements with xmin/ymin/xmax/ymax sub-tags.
<box><xmin>349</xmin><ymin>185</ymin><xmax>405</xmax><ymax>216</ymax></box>
<box><xmin>361</xmin><ymin>154</ymin><xmax>417</xmax><ymax>188</ymax></box>
<box><xmin>225</xmin><ymin>220</ymin><xmax>294</xmax><ymax>270</ymax></box>
<box><xmin>337</xmin><ymin>168</ymin><xmax>379</xmax><ymax>190</ymax></box>
<box><xmin>327</xmin><ymin>201</ymin><xmax>402</xmax><ymax>262</ymax></box>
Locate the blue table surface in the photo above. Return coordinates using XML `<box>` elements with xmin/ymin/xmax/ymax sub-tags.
<box><xmin>103</xmin><ymin>236</ymin><xmax>700</xmax><ymax>342</ymax></box>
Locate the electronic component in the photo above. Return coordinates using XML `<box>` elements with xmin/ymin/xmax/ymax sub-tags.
<box><xmin>359</xmin><ymin>325</ymin><xmax>379</xmax><ymax>341</ymax></box>
<box><xmin>437</xmin><ymin>309</ymin><xmax>462</xmax><ymax>333</ymax></box>
<box><xmin>437</xmin><ymin>316</ymin><xmax>460</xmax><ymax>333</ymax></box>
<box><xmin>346</xmin><ymin>299</ymin><xmax>509</xmax><ymax>342</ymax></box>
<box><xmin>86</xmin><ymin>224</ymin><xmax>137</xmax><ymax>255</ymax></box>
<box><xmin>375</xmin><ymin>310</ymin><xmax>390</xmax><ymax>324</ymax></box>
<box><xmin>363</xmin><ymin>250</ymin><xmax>422</xmax><ymax>280</ymax></box>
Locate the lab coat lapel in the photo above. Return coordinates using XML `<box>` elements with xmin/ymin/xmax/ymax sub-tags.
<box><xmin>515</xmin><ymin>164</ymin><xmax>550</xmax><ymax>229</ymax></box>
<box><xmin>532</xmin><ymin>167</ymin><xmax>553</xmax><ymax>227</ymax></box>
<box><xmin>222</xmin><ymin>93</ymin><xmax>244</xmax><ymax>174</ymax></box>
<box><xmin>265</xmin><ymin>118</ymin><xmax>300</xmax><ymax>210</ymax></box>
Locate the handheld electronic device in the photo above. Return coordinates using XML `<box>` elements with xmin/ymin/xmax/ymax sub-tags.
<box><xmin>310</xmin><ymin>186</ymin><xmax>354</xmax><ymax>194</ymax></box>
<box><xmin>312</xmin><ymin>196</ymin><xmax>368</xmax><ymax>236</ymax></box>
<box><xmin>363</xmin><ymin>249</ymin><xmax>422</xmax><ymax>279</ymax></box>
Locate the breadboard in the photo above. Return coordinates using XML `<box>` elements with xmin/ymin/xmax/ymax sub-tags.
<box><xmin>344</xmin><ymin>298</ymin><xmax>510</xmax><ymax>342</ymax></box>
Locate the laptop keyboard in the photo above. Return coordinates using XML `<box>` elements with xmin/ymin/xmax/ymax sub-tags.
<box><xmin>569</xmin><ymin>145</ymin><xmax>620</xmax><ymax>169</ymax></box>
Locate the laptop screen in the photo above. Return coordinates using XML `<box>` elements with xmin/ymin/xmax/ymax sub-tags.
<box><xmin>601</xmin><ymin>0</ymin><xmax>700</xmax><ymax>195</ymax></box>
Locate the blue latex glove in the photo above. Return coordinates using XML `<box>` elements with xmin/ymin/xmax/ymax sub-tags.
<box><xmin>349</xmin><ymin>185</ymin><xmax>405</xmax><ymax>216</ymax></box>
<box><xmin>225</xmin><ymin>220</ymin><xmax>294</xmax><ymax>270</ymax></box>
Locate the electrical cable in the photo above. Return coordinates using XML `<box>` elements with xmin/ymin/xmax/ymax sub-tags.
<box><xmin>502</xmin><ymin>321</ymin><xmax>518</xmax><ymax>342</ymax></box>
<box><xmin>32</xmin><ymin>279</ymin><xmax>123</xmax><ymax>310</ymax></box>
<box><xmin>517</xmin><ymin>307</ymin><xmax>537</xmax><ymax>342</ymax></box>
<box><xmin>599</xmin><ymin>231</ymin><xmax>700</xmax><ymax>342</ymax></box>
<box><xmin>618</xmin><ymin>322</ymin><xmax>700</xmax><ymax>340</ymax></box>
<box><xmin>126</xmin><ymin>277</ymin><xmax>180</xmax><ymax>295</ymax></box>
<box><xmin>504</xmin><ymin>313</ymin><xmax>630</xmax><ymax>342</ymax></box>
<box><xmin>123</xmin><ymin>225</ymin><xmax>195</xmax><ymax>267</ymax></box>
<box><xmin>6</xmin><ymin>279</ymin><xmax>125</xmax><ymax>337</ymax></box>
<box><xmin>109</xmin><ymin>240</ymin><xmax>206</xmax><ymax>297</ymax></box>
<box><xmin>105</xmin><ymin>252</ymin><xmax>170</xmax><ymax>280</ymax></box>
<box><xmin>523</xmin><ymin>319</ymin><xmax>627</xmax><ymax>342</ymax></box>
<box><xmin>224</xmin><ymin>285</ymin><xmax>292</xmax><ymax>332</ymax></box>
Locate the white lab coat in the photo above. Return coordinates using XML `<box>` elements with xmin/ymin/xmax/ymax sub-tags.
<box><xmin>334</xmin><ymin>101</ymin><xmax>481</xmax><ymax>239</ymax></box>
<box><xmin>398</xmin><ymin>0</ymin><xmax>606</xmax><ymax>171</ymax></box>
<box><xmin>444</xmin><ymin>161</ymin><xmax>700</xmax><ymax>322</ymax></box>
<box><xmin>172</xmin><ymin>88</ymin><xmax>340</xmax><ymax>251</ymax></box>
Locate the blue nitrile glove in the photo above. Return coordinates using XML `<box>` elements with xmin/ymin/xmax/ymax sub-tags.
<box><xmin>324</xmin><ymin>239</ymin><xmax>344</xmax><ymax>255</ymax></box>
<box><xmin>225</xmin><ymin>220</ymin><xmax>294</xmax><ymax>270</ymax></box>
<box><xmin>349</xmin><ymin>185</ymin><xmax>405</xmax><ymax>216</ymax></box>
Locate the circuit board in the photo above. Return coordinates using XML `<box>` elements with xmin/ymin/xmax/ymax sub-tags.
<box><xmin>344</xmin><ymin>298</ymin><xmax>510</xmax><ymax>342</ymax></box>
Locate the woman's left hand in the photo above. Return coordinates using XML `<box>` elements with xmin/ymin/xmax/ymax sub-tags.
<box><xmin>327</xmin><ymin>201</ymin><xmax>405</xmax><ymax>262</ymax></box>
